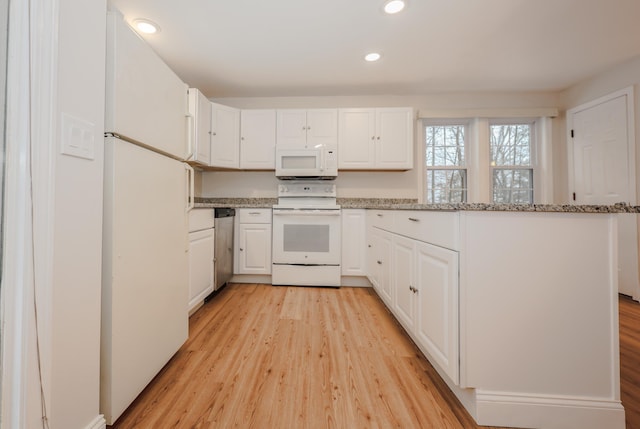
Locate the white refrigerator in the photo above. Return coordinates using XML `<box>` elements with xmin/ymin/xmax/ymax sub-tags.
<box><xmin>101</xmin><ymin>10</ymin><xmax>194</xmax><ymax>424</ymax></box>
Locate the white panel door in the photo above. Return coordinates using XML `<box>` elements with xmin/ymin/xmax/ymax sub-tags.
<box><xmin>277</xmin><ymin>109</ymin><xmax>308</xmax><ymax>147</ymax></box>
<box><xmin>210</xmin><ymin>103</ymin><xmax>240</xmax><ymax>168</ymax></box>
<box><xmin>106</xmin><ymin>12</ymin><xmax>188</xmax><ymax>159</ymax></box>
<box><xmin>415</xmin><ymin>241</ymin><xmax>459</xmax><ymax>384</ymax></box>
<box><xmin>187</xmin><ymin>88</ymin><xmax>211</xmax><ymax>165</ymax></box>
<box><xmin>341</xmin><ymin>209</ymin><xmax>367</xmax><ymax>275</ymax></box>
<box><xmin>188</xmin><ymin>228</ymin><xmax>214</xmax><ymax>312</ymax></box>
<box><xmin>240</xmin><ymin>109</ymin><xmax>276</xmax><ymax>169</ymax></box>
<box><xmin>393</xmin><ymin>235</ymin><xmax>415</xmax><ymax>331</ymax></box>
<box><xmin>572</xmin><ymin>95</ymin><xmax>630</xmax><ymax>204</ymax></box>
<box><xmin>306</xmin><ymin>109</ymin><xmax>338</xmax><ymax>148</ymax></box>
<box><xmin>338</xmin><ymin>108</ymin><xmax>376</xmax><ymax>169</ymax></box>
<box><xmin>376</xmin><ymin>108</ymin><xmax>413</xmax><ymax>169</ymax></box>
<box><xmin>238</xmin><ymin>224</ymin><xmax>272</xmax><ymax>274</ymax></box>
<box><xmin>570</xmin><ymin>91</ymin><xmax>639</xmax><ymax>299</ymax></box>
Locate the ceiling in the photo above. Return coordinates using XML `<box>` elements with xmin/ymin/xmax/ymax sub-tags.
<box><xmin>108</xmin><ymin>0</ymin><xmax>640</xmax><ymax>98</ymax></box>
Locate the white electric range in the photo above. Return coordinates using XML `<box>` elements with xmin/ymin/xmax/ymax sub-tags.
<box><xmin>272</xmin><ymin>181</ymin><xmax>341</xmax><ymax>287</ymax></box>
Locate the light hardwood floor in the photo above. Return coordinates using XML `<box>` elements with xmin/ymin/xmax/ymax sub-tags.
<box><xmin>111</xmin><ymin>285</ymin><xmax>640</xmax><ymax>429</ymax></box>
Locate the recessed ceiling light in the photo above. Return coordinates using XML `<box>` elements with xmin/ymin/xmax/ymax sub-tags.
<box><xmin>133</xmin><ymin>18</ymin><xmax>160</xmax><ymax>34</ymax></box>
<box><xmin>364</xmin><ymin>52</ymin><xmax>381</xmax><ymax>62</ymax></box>
<box><xmin>384</xmin><ymin>0</ymin><xmax>405</xmax><ymax>14</ymax></box>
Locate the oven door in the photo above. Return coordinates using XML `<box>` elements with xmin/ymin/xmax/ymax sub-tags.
<box><xmin>272</xmin><ymin>208</ymin><xmax>341</xmax><ymax>265</ymax></box>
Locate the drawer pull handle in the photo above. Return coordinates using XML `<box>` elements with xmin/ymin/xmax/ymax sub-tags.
<box><xmin>377</xmin><ymin>214</ymin><xmax>383</xmax><ymax>217</ymax></box>
<box><xmin>408</xmin><ymin>217</ymin><xmax>420</xmax><ymax>222</ymax></box>
<box><xmin>249</xmin><ymin>212</ymin><xmax>261</xmax><ymax>215</ymax></box>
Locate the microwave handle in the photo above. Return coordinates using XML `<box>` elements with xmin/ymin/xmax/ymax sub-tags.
<box><xmin>319</xmin><ymin>148</ymin><xmax>324</xmax><ymax>173</ymax></box>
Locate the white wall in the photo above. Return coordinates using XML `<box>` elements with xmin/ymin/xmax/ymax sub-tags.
<box><xmin>49</xmin><ymin>0</ymin><xmax>106</xmax><ymax>426</ymax></box>
<box><xmin>201</xmin><ymin>92</ymin><xmax>560</xmax><ymax>199</ymax></box>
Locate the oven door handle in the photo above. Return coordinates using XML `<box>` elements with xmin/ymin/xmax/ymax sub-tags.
<box><xmin>273</xmin><ymin>209</ymin><xmax>341</xmax><ymax>216</ymax></box>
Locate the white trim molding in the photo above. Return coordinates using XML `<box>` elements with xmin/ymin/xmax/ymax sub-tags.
<box><xmin>475</xmin><ymin>390</ymin><xmax>625</xmax><ymax>429</ymax></box>
<box><xmin>418</xmin><ymin>107</ymin><xmax>559</xmax><ymax>119</ymax></box>
<box><xmin>84</xmin><ymin>415</ymin><xmax>107</xmax><ymax>429</ymax></box>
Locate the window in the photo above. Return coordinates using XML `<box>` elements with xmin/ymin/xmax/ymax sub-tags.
<box><xmin>490</xmin><ymin>123</ymin><xmax>534</xmax><ymax>204</ymax></box>
<box><xmin>425</xmin><ymin>124</ymin><xmax>467</xmax><ymax>203</ymax></box>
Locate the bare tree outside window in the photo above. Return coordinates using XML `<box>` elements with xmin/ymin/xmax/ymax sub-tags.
<box><xmin>425</xmin><ymin>125</ymin><xmax>466</xmax><ymax>203</ymax></box>
<box><xmin>490</xmin><ymin>124</ymin><xmax>533</xmax><ymax>204</ymax></box>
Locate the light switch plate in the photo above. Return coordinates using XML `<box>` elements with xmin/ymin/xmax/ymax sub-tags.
<box><xmin>61</xmin><ymin>113</ymin><xmax>95</xmax><ymax>160</ymax></box>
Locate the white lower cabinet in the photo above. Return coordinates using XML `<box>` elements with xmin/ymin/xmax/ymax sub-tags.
<box><xmin>341</xmin><ymin>209</ymin><xmax>367</xmax><ymax>276</ymax></box>
<box><xmin>235</xmin><ymin>209</ymin><xmax>272</xmax><ymax>275</ymax></box>
<box><xmin>392</xmin><ymin>235</ymin><xmax>416</xmax><ymax>331</ymax></box>
<box><xmin>414</xmin><ymin>241</ymin><xmax>459</xmax><ymax>385</ymax></box>
<box><xmin>367</xmin><ymin>226</ymin><xmax>393</xmax><ymax>307</ymax></box>
<box><xmin>188</xmin><ymin>209</ymin><xmax>216</xmax><ymax>314</ymax></box>
<box><xmin>367</xmin><ymin>210</ymin><xmax>460</xmax><ymax>385</ymax></box>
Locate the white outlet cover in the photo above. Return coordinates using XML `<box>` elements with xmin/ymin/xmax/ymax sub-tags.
<box><xmin>61</xmin><ymin>113</ymin><xmax>95</xmax><ymax>160</ymax></box>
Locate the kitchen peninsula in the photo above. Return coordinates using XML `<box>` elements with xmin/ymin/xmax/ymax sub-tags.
<box><xmin>196</xmin><ymin>198</ymin><xmax>635</xmax><ymax>429</ymax></box>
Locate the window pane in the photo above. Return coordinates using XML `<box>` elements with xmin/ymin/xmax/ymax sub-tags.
<box><xmin>490</xmin><ymin>124</ymin><xmax>531</xmax><ymax>167</ymax></box>
<box><xmin>427</xmin><ymin>169</ymin><xmax>467</xmax><ymax>203</ymax></box>
<box><xmin>425</xmin><ymin>125</ymin><xmax>465</xmax><ymax>167</ymax></box>
<box><xmin>492</xmin><ymin>169</ymin><xmax>533</xmax><ymax>204</ymax></box>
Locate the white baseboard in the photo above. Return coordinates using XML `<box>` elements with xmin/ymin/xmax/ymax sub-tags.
<box><xmin>84</xmin><ymin>415</ymin><xmax>106</xmax><ymax>429</ymax></box>
<box><xmin>230</xmin><ymin>274</ymin><xmax>372</xmax><ymax>288</ymax></box>
<box><xmin>475</xmin><ymin>390</ymin><xmax>625</xmax><ymax>429</ymax></box>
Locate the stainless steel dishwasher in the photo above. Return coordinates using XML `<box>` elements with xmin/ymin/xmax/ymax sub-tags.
<box><xmin>214</xmin><ymin>208</ymin><xmax>235</xmax><ymax>290</ymax></box>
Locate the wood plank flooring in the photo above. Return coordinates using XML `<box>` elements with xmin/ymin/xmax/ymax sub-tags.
<box><xmin>110</xmin><ymin>285</ymin><xmax>640</xmax><ymax>429</ymax></box>
<box><xmin>620</xmin><ymin>295</ymin><xmax>640</xmax><ymax>429</ymax></box>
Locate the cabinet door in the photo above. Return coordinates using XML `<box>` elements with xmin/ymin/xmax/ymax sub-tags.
<box><xmin>188</xmin><ymin>228</ymin><xmax>214</xmax><ymax>313</ymax></box>
<box><xmin>240</xmin><ymin>109</ymin><xmax>276</xmax><ymax>169</ymax></box>
<box><xmin>368</xmin><ymin>228</ymin><xmax>393</xmax><ymax>306</ymax></box>
<box><xmin>393</xmin><ymin>235</ymin><xmax>416</xmax><ymax>332</ymax></box>
<box><xmin>238</xmin><ymin>224</ymin><xmax>272</xmax><ymax>274</ymax></box>
<box><xmin>306</xmin><ymin>109</ymin><xmax>338</xmax><ymax>148</ymax></box>
<box><xmin>341</xmin><ymin>209</ymin><xmax>367</xmax><ymax>276</ymax></box>
<box><xmin>210</xmin><ymin>102</ymin><xmax>240</xmax><ymax>168</ymax></box>
<box><xmin>415</xmin><ymin>241</ymin><xmax>459</xmax><ymax>384</ymax></box>
<box><xmin>338</xmin><ymin>108</ymin><xmax>376</xmax><ymax>169</ymax></box>
<box><xmin>187</xmin><ymin>88</ymin><xmax>211</xmax><ymax>165</ymax></box>
<box><xmin>376</xmin><ymin>107</ymin><xmax>413</xmax><ymax>169</ymax></box>
<box><xmin>276</xmin><ymin>109</ymin><xmax>308</xmax><ymax>147</ymax></box>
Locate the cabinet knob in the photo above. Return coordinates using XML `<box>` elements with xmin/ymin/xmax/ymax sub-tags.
<box><xmin>371</xmin><ymin>136</ymin><xmax>375</xmax><ymax>140</ymax></box>
<box><xmin>377</xmin><ymin>260</ymin><xmax>382</xmax><ymax>265</ymax></box>
<box><xmin>212</xmin><ymin>132</ymin><xmax>217</xmax><ymax>136</ymax></box>
<box><xmin>241</xmin><ymin>137</ymin><xmax>245</xmax><ymax>140</ymax></box>
<box><xmin>368</xmin><ymin>244</ymin><xmax>372</xmax><ymax>248</ymax></box>
<box><xmin>377</xmin><ymin>136</ymin><xmax>380</xmax><ymax>140</ymax></box>
<box><xmin>240</xmin><ymin>248</ymin><xmax>244</xmax><ymax>251</ymax></box>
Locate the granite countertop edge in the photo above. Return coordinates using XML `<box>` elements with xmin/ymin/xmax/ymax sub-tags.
<box><xmin>194</xmin><ymin>198</ymin><xmax>640</xmax><ymax>213</ymax></box>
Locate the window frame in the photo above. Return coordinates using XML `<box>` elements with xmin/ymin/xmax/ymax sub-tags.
<box><xmin>488</xmin><ymin>119</ymin><xmax>536</xmax><ymax>204</ymax></box>
<box><xmin>422</xmin><ymin>120</ymin><xmax>469</xmax><ymax>204</ymax></box>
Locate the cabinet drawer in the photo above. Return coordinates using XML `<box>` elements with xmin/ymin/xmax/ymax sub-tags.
<box><xmin>367</xmin><ymin>210</ymin><xmax>394</xmax><ymax>231</ymax></box>
<box><xmin>189</xmin><ymin>208</ymin><xmax>215</xmax><ymax>232</ymax></box>
<box><xmin>393</xmin><ymin>211</ymin><xmax>459</xmax><ymax>250</ymax></box>
<box><xmin>239</xmin><ymin>208</ymin><xmax>272</xmax><ymax>224</ymax></box>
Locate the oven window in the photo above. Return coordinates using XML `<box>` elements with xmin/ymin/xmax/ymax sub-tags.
<box><xmin>282</xmin><ymin>155</ymin><xmax>317</xmax><ymax>169</ymax></box>
<box><xmin>283</xmin><ymin>225</ymin><xmax>329</xmax><ymax>252</ymax></box>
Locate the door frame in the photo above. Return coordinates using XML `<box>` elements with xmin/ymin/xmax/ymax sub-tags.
<box><xmin>566</xmin><ymin>86</ymin><xmax>637</xmax><ymax>205</ymax></box>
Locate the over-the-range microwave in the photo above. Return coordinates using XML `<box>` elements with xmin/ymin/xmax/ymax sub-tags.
<box><xmin>275</xmin><ymin>145</ymin><xmax>337</xmax><ymax>179</ymax></box>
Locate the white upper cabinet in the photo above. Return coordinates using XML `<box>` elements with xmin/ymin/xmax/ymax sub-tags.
<box><xmin>240</xmin><ymin>109</ymin><xmax>276</xmax><ymax>169</ymax></box>
<box><xmin>187</xmin><ymin>88</ymin><xmax>211</xmax><ymax>166</ymax></box>
<box><xmin>338</xmin><ymin>107</ymin><xmax>414</xmax><ymax>170</ymax></box>
<box><xmin>277</xmin><ymin>109</ymin><xmax>338</xmax><ymax>148</ymax></box>
<box><xmin>210</xmin><ymin>102</ymin><xmax>240</xmax><ymax>168</ymax></box>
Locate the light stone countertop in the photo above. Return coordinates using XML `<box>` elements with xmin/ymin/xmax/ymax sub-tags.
<box><xmin>194</xmin><ymin>197</ymin><xmax>640</xmax><ymax>213</ymax></box>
